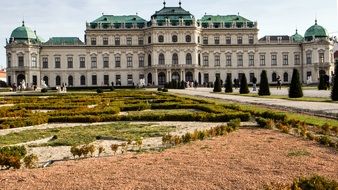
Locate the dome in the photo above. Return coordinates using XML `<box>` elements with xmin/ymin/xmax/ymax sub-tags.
<box><xmin>10</xmin><ymin>21</ymin><xmax>37</xmax><ymax>40</ymax></box>
<box><xmin>291</xmin><ymin>29</ymin><xmax>304</xmax><ymax>43</ymax></box>
<box><xmin>304</xmin><ymin>20</ymin><xmax>328</xmax><ymax>41</ymax></box>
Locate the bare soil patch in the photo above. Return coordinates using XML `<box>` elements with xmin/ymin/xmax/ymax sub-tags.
<box><xmin>1</xmin><ymin>128</ymin><xmax>337</xmax><ymax>189</ymax></box>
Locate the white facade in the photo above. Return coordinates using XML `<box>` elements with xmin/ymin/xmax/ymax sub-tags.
<box><xmin>5</xmin><ymin>5</ymin><xmax>335</xmax><ymax>88</ymax></box>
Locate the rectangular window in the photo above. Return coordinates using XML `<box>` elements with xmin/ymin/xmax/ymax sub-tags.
<box><xmin>203</xmin><ymin>36</ymin><xmax>208</xmax><ymax>45</ymax></box>
<box><xmin>42</xmin><ymin>57</ymin><xmax>48</xmax><ymax>68</ymax></box>
<box><xmin>7</xmin><ymin>55</ymin><xmax>11</xmax><ymax>68</ymax></box>
<box><xmin>127</xmin><ymin>37</ymin><xmax>132</xmax><ymax>46</ymax></box>
<box><xmin>306</xmin><ymin>52</ymin><xmax>312</xmax><ymax>64</ymax></box>
<box><xmin>31</xmin><ymin>56</ymin><xmax>37</xmax><ymax>68</ymax></box>
<box><xmin>271</xmin><ymin>54</ymin><xmax>277</xmax><ymax>66</ymax></box>
<box><xmin>319</xmin><ymin>53</ymin><xmax>324</xmax><ymax>64</ymax></box>
<box><xmin>214</xmin><ymin>55</ymin><xmax>220</xmax><ymax>67</ymax></box>
<box><xmin>18</xmin><ymin>56</ymin><xmax>24</xmax><ymax>67</ymax></box>
<box><xmin>226</xmin><ymin>37</ymin><xmax>231</xmax><ymax>45</ymax></box>
<box><xmin>103</xmin><ymin>57</ymin><xmax>109</xmax><ymax>68</ymax></box>
<box><xmin>237</xmin><ymin>54</ymin><xmax>243</xmax><ymax>66</ymax></box>
<box><xmin>80</xmin><ymin>57</ymin><xmax>85</xmax><ymax>68</ymax></box>
<box><xmin>203</xmin><ymin>56</ymin><xmax>209</xmax><ymax>66</ymax></box>
<box><xmin>237</xmin><ymin>36</ymin><xmax>242</xmax><ymax>44</ymax></box>
<box><xmin>260</xmin><ymin>55</ymin><xmax>265</xmax><ymax>66</ymax></box>
<box><xmin>249</xmin><ymin>36</ymin><xmax>254</xmax><ymax>44</ymax></box>
<box><xmin>116</xmin><ymin>75</ymin><xmax>121</xmax><ymax>86</ymax></box>
<box><xmin>104</xmin><ymin>75</ymin><xmax>109</xmax><ymax>85</ymax></box>
<box><xmin>127</xmin><ymin>56</ymin><xmax>133</xmax><ymax>68</ymax></box>
<box><xmin>115</xmin><ymin>56</ymin><xmax>121</xmax><ymax>68</ymax></box>
<box><xmin>214</xmin><ymin>37</ymin><xmax>220</xmax><ymax>45</ymax></box>
<box><xmin>203</xmin><ymin>73</ymin><xmax>209</xmax><ymax>83</ymax></box>
<box><xmin>294</xmin><ymin>54</ymin><xmax>300</xmax><ymax>65</ymax></box>
<box><xmin>103</xmin><ymin>37</ymin><xmax>108</xmax><ymax>45</ymax></box>
<box><xmin>32</xmin><ymin>75</ymin><xmax>37</xmax><ymax>85</ymax></box>
<box><xmin>226</xmin><ymin>55</ymin><xmax>232</xmax><ymax>66</ymax></box>
<box><xmin>127</xmin><ymin>74</ymin><xmax>133</xmax><ymax>86</ymax></box>
<box><xmin>91</xmin><ymin>57</ymin><xmax>97</xmax><ymax>68</ymax></box>
<box><xmin>249</xmin><ymin>54</ymin><xmax>254</xmax><ymax>66</ymax></box>
<box><xmin>139</xmin><ymin>55</ymin><xmax>144</xmax><ymax>67</ymax></box>
<box><xmin>55</xmin><ymin>57</ymin><xmax>61</xmax><ymax>68</ymax></box>
<box><xmin>283</xmin><ymin>55</ymin><xmax>288</xmax><ymax>65</ymax></box>
<box><xmin>115</xmin><ymin>37</ymin><xmax>120</xmax><ymax>46</ymax></box>
<box><xmin>91</xmin><ymin>38</ymin><xmax>96</xmax><ymax>45</ymax></box>
<box><xmin>91</xmin><ymin>75</ymin><xmax>97</xmax><ymax>85</ymax></box>
<box><xmin>138</xmin><ymin>37</ymin><xmax>144</xmax><ymax>45</ymax></box>
<box><xmin>67</xmin><ymin>57</ymin><xmax>73</xmax><ymax>68</ymax></box>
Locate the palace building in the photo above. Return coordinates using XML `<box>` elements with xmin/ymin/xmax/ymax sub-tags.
<box><xmin>5</xmin><ymin>2</ymin><xmax>335</xmax><ymax>88</ymax></box>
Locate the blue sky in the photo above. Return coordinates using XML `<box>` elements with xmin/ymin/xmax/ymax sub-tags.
<box><xmin>1</xmin><ymin>0</ymin><xmax>337</xmax><ymax>68</ymax></box>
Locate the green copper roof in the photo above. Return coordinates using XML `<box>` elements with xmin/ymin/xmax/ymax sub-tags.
<box><xmin>304</xmin><ymin>20</ymin><xmax>328</xmax><ymax>41</ymax></box>
<box><xmin>44</xmin><ymin>37</ymin><xmax>84</xmax><ymax>45</ymax></box>
<box><xmin>37</xmin><ymin>35</ymin><xmax>45</xmax><ymax>43</ymax></box>
<box><xmin>10</xmin><ymin>21</ymin><xmax>37</xmax><ymax>40</ymax></box>
<box><xmin>151</xmin><ymin>6</ymin><xmax>194</xmax><ymax>21</ymax></box>
<box><xmin>199</xmin><ymin>15</ymin><xmax>254</xmax><ymax>28</ymax></box>
<box><xmin>90</xmin><ymin>15</ymin><xmax>147</xmax><ymax>28</ymax></box>
<box><xmin>291</xmin><ymin>30</ymin><xmax>304</xmax><ymax>43</ymax></box>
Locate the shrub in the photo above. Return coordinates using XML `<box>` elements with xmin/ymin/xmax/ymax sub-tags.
<box><xmin>213</xmin><ymin>77</ymin><xmax>222</xmax><ymax>92</ymax></box>
<box><xmin>157</xmin><ymin>88</ymin><xmax>163</xmax><ymax>92</ymax></box>
<box><xmin>291</xmin><ymin>175</ymin><xmax>338</xmax><ymax>190</ymax></box>
<box><xmin>256</xmin><ymin>117</ymin><xmax>268</xmax><ymax>128</ymax></box>
<box><xmin>182</xmin><ymin>133</ymin><xmax>192</xmax><ymax>144</ymax></box>
<box><xmin>224</xmin><ymin>74</ymin><xmax>233</xmax><ymax>93</ymax></box>
<box><xmin>23</xmin><ymin>154</ymin><xmax>38</xmax><ymax>169</ymax></box>
<box><xmin>306</xmin><ymin>132</ymin><xmax>315</xmax><ymax>141</ymax></box>
<box><xmin>321</xmin><ymin>123</ymin><xmax>331</xmax><ymax>135</ymax></box>
<box><xmin>110</xmin><ymin>87</ymin><xmax>115</xmax><ymax>91</ymax></box>
<box><xmin>96</xmin><ymin>88</ymin><xmax>103</xmax><ymax>94</ymax></box>
<box><xmin>41</xmin><ymin>88</ymin><xmax>48</xmax><ymax>93</ymax></box>
<box><xmin>318</xmin><ymin>135</ymin><xmax>331</xmax><ymax>146</ymax></box>
<box><xmin>70</xmin><ymin>146</ymin><xmax>82</xmax><ymax>159</ymax></box>
<box><xmin>0</xmin><ymin>146</ymin><xmax>27</xmax><ymax>159</ymax></box>
<box><xmin>289</xmin><ymin>69</ymin><xmax>303</xmax><ymax>98</ymax></box>
<box><xmin>98</xmin><ymin>146</ymin><xmax>105</xmax><ymax>157</ymax></box>
<box><xmin>227</xmin><ymin>119</ymin><xmax>241</xmax><ymax>130</ymax></box>
<box><xmin>318</xmin><ymin>74</ymin><xmax>327</xmax><ymax>90</ymax></box>
<box><xmin>0</xmin><ymin>154</ymin><xmax>21</xmax><ymax>169</ymax></box>
<box><xmin>162</xmin><ymin>88</ymin><xmax>168</xmax><ymax>92</ymax></box>
<box><xmin>135</xmin><ymin>137</ymin><xmax>143</xmax><ymax>151</ymax></box>
<box><xmin>332</xmin><ymin>60</ymin><xmax>338</xmax><ymax>101</ymax></box>
<box><xmin>258</xmin><ymin>70</ymin><xmax>270</xmax><ymax>96</ymax></box>
<box><xmin>239</xmin><ymin>74</ymin><xmax>249</xmax><ymax>94</ymax></box>
<box><xmin>110</xmin><ymin>144</ymin><xmax>119</xmax><ymax>155</ymax></box>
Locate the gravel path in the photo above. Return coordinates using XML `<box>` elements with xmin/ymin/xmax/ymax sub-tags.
<box><xmin>1</xmin><ymin>128</ymin><xmax>337</xmax><ymax>189</ymax></box>
<box><xmin>168</xmin><ymin>88</ymin><xmax>338</xmax><ymax>118</ymax></box>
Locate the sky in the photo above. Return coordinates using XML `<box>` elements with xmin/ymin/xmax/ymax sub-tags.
<box><xmin>0</xmin><ymin>0</ymin><xmax>337</xmax><ymax>68</ymax></box>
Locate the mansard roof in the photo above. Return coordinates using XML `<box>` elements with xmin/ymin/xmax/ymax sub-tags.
<box><xmin>151</xmin><ymin>6</ymin><xmax>194</xmax><ymax>21</ymax></box>
<box><xmin>44</xmin><ymin>37</ymin><xmax>84</xmax><ymax>46</ymax></box>
<box><xmin>90</xmin><ymin>15</ymin><xmax>147</xmax><ymax>29</ymax></box>
<box><xmin>199</xmin><ymin>15</ymin><xmax>255</xmax><ymax>28</ymax></box>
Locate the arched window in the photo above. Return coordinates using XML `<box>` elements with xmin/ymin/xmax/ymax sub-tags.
<box><xmin>80</xmin><ymin>75</ymin><xmax>86</xmax><ymax>85</ymax></box>
<box><xmin>148</xmin><ymin>54</ymin><xmax>152</xmax><ymax>66</ymax></box>
<box><xmin>148</xmin><ymin>36</ymin><xmax>151</xmax><ymax>44</ymax></box>
<box><xmin>283</xmin><ymin>72</ymin><xmax>288</xmax><ymax>82</ymax></box>
<box><xmin>198</xmin><ymin>54</ymin><xmax>201</xmax><ymax>65</ymax></box>
<box><xmin>68</xmin><ymin>75</ymin><xmax>73</xmax><ymax>86</ymax></box>
<box><xmin>186</xmin><ymin>35</ymin><xmax>191</xmax><ymax>42</ymax></box>
<box><xmin>272</xmin><ymin>72</ymin><xmax>277</xmax><ymax>82</ymax></box>
<box><xmin>159</xmin><ymin>53</ymin><xmax>165</xmax><ymax>65</ymax></box>
<box><xmin>158</xmin><ymin>72</ymin><xmax>166</xmax><ymax>85</ymax></box>
<box><xmin>43</xmin><ymin>76</ymin><xmax>49</xmax><ymax>86</ymax></box>
<box><xmin>56</xmin><ymin>75</ymin><xmax>61</xmax><ymax>86</ymax></box>
<box><xmin>172</xmin><ymin>53</ymin><xmax>178</xmax><ymax>65</ymax></box>
<box><xmin>158</xmin><ymin>35</ymin><xmax>164</xmax><ymax>43</ymax></box>
<box><xmin>172</xmin><ymin>35</ymin><xmax>178</xmax><ymax>43</ymax></box>
<box><xmin>186</xmin><ymin>53</ymin><xmax>192</xmax><ymax>65</ymax></box>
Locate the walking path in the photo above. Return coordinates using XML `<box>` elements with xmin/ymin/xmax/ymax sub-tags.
<box><xmin>169</xmin><ymin>88</ymin><xmax>338</xmax><ymax>118</ymax></box>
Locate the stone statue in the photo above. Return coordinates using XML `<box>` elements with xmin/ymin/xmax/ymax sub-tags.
<box><xmin>41</xmin><ymin>79</ymin><xmax>48</xmax><ymax>88</ymax></box>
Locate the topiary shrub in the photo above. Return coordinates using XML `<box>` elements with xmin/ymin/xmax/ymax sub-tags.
<box><xmin>331</xmin><ymin>60</ymin><xmax>338</xmax><ymax>101</ymax></box>
<box><xmin>291</xmin><ymin>175</ymin><xmax>338</xmax><ymax>190</ymax></box>
<box><xmin>213</xmin><ymin>77</ymin><xmax>222</xmax><ymax>92</ymax></box>
<box><xmin>239</xmin><ymin>74</ymin><xmax>250</xmax><ymax>94</ymax></box>
<box><xmin>23</xmin><ymin>154</ymin><xmax>38</xmax><ymax>169</ymax></box>
<box><xmin>41</xmin><ymin>88</ymin><xmax>48</xmax><ymax>93</ymax></box>
<box><xmin>225</xmin><ymin>74</ymin><xmax>233</xmax><ymax>93</ymax></box>
<box><xmin>289</xmin><ymin>69</ymin><xmax>303</xmax><ymax>98</ymax></box>
<box><xmin>318</xmin><ymin>74</ymin><xmax>327</xmax><ymax>90</ymax></box>
<box><xmin>157</xmin><ymin>88</ymin><xmax>163</xmax><ymax>92</ymax></box>
<box><xmin>162</xmin><ymin>88</ymin><xmax>168</xmax><ymax>92</ymax></box>
<box><xmin>96</xmin><ymin>88</ymin><xmax>103</xmax><ymax>94</ymax></box>
<box><xmin>258</xmin><ymin>70</ymin><xmax>270</xmax><ymax>96</ymax></box>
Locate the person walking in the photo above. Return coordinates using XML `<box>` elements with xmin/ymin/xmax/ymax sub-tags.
<box><xmin>277</xmin><ymin>75</ymin><xmax>282</xmax><ymax>90</ymax></box>
<box><xmin>252</xmin><ymin>76</ymin><xmax>257</xmax><ymax>91</ymax></box>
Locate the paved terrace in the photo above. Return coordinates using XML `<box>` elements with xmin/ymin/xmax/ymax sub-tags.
<box><xmin>168</xmin><ymin>88</ymin><xmax>338</xmax><ymax>119</ymax></box>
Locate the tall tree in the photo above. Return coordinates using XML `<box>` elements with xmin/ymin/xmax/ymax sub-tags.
<box><xmin>289</xmin><ymin>68</ymin><xmax>303</xmax><ymax>98</ymax></box>
<box><xmin>258</xmin><ymin>70</ymin><xmax>270</xmax><ymax>96</ymax></box>
<box><xmin>331</xmin><ymin>60</ymin><xmax>338</xmax><ymax>101</ymax></box>
<box><xmin>225</xmin><ymin>74</ymin><xmax>233</xmax><ymax>93</ymax></box>
<box><xmin>213</xmin><ymin>77</ymin><xmax>222</xmax><ymax>92</ymax></box>
<box><xmin>239</xmin><ymin>74</ymin><xmax>249</xmax><ymax>94</ymax></box>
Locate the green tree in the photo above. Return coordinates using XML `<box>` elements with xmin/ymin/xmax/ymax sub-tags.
<box><xmin>258</xmin><ymin>70</ymin><xmax>270</xmax><ymax>96</ymax></box>
<box><xmin>289</xmin><ymin>68</ymin><xmax>303</xmax><ymax>98</ymax></box>
<box><xmin>239</xmin><ymin>74</ymin><xmax>249</xmax><ymax>94</ymax></box>
<box><xmin>331</xmin><ymin>61</ymin><xmax>338</xmax><ymax>101</ymax></box>
<box><xmin>318</xmin><ymin>74</ymin><xmax>327</xmax><ymax>90</ymax></box>
<box><xmin>213</xmin><ymin>77</ymin><xmax>222</xmax><ymax>92</ymax></box>
<box><xmin>225</xmin><ymin>74</ymin><xmax>233</xmax><ymax>93</ymax></box>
